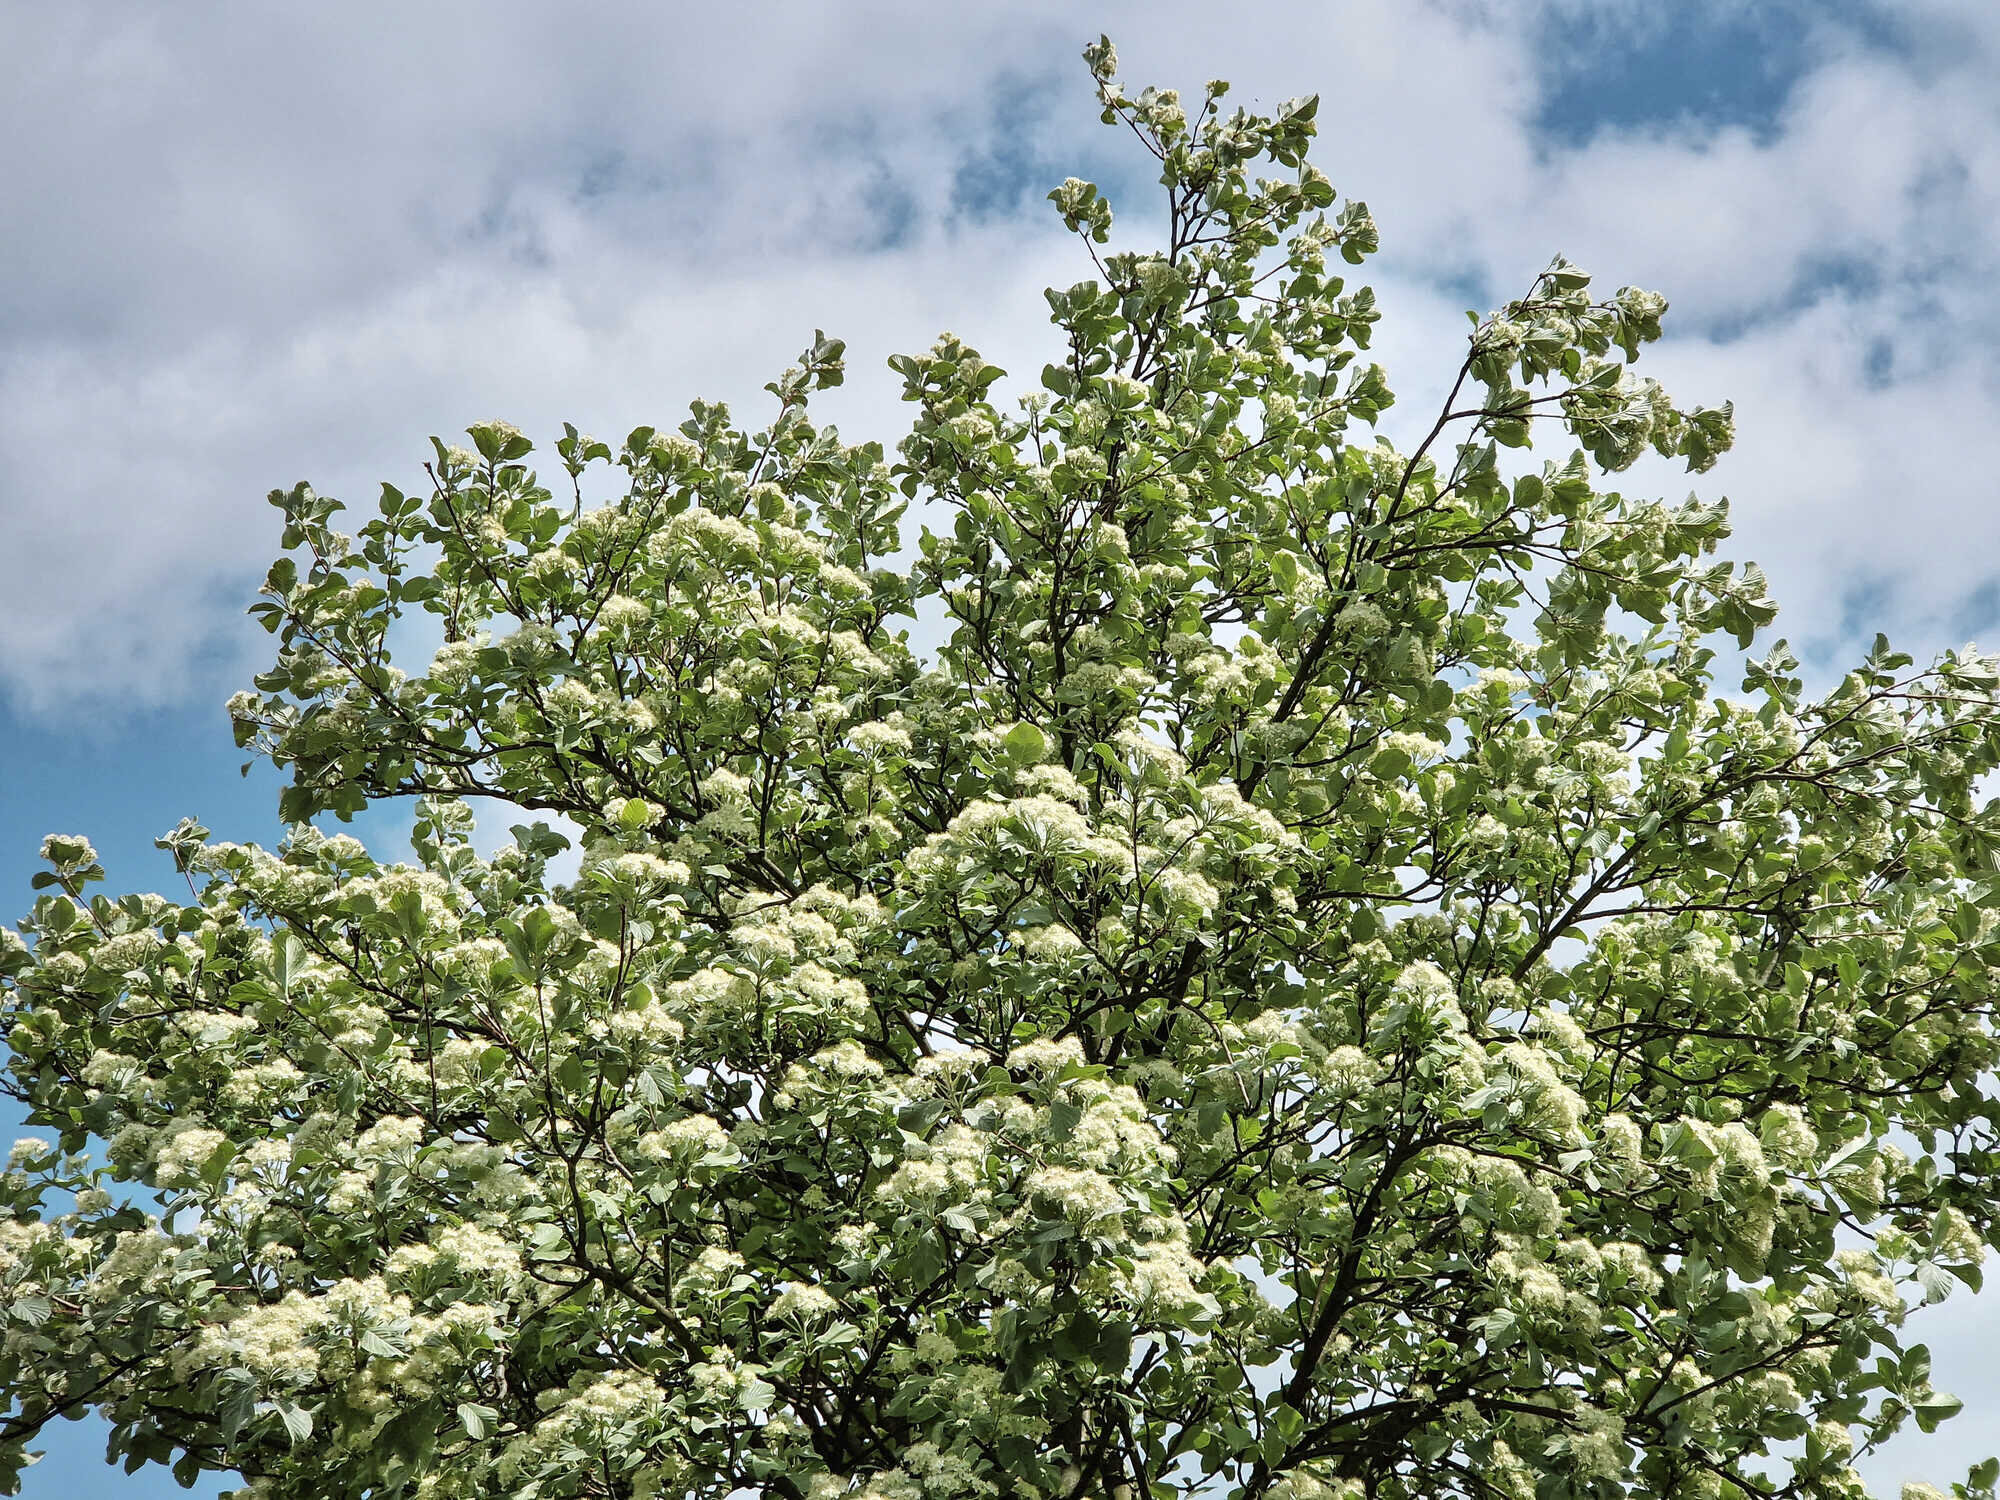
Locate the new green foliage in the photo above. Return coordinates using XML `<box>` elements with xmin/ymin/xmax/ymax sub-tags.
<box><xmin>6</xmin><ymin>38</ymin><xmax>2000</xmax><ymax>1500</ymax></box>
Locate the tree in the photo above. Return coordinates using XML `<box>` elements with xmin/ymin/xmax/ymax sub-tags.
<box><xmin>6</xmin><ymin>35</ymin><xmax>2000</xmax><ymax>1500</ymax></box>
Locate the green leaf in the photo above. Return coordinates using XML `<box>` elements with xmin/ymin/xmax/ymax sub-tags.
<box><xmin>6</xmin><ymin>1296</ymin><xmax>52</xmax><ymax>1327</ymax></box>
<box><xmin>274</xmin><ymin>1401</ymin><xmax>314</xmax><ymax>1446</ymax></box>
<box><xmin>1916</xmin><ymin>1261</ymin><xmax>1956</xmax><ymax>1305</ymax></box>
<box><xmin>1047</xmin><ymin>1100</ymin><xmax>1082</xmax><ymax>1141</ymax></box>
<box><xmin>1915</xmin><ymin>1392</ymin><xmax>1965</xmax><ymax>1432</ymax></box>
<box><xmin>1004</xmin><ymin>722</ymin><xmax>1050</xmax><ymax>765</ymax></box>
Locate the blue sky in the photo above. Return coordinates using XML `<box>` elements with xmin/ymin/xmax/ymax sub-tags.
<box><xmin>4</xmin><ymin>1</ymin><xmax>1999</xmax><ymax>1492</ymax></box>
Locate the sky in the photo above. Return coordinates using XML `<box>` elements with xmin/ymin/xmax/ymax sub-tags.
<box><xmin>3</xmin><ymin>0</ymin><xmax>1999</xmax><ymax>1492</ymax></box>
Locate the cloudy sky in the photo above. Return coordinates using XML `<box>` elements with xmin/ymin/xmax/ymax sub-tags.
<box><xmin>5</xmin><ymin>1</ymin><xmax>1999</xmax><ymax>1492</ymax></box>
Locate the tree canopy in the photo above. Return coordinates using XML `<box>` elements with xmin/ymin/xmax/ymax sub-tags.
<box><xmin>8</xmin><ymin>36</ymin><xmax>2000</xmax><ymax>1500</ymax></box>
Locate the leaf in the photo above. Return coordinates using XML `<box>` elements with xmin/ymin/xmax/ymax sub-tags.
<box><xmin>1368</xmin><ymin>744</ymin><xmax>1411</xmax><ymax>780</ymax></box>
<box><xmin>219</xmin><ymin>1386</ymin><xmax>257</xmax><ymax>1445</ymax></box>
<box><xmin>1267</xmin><ymin>1401</ymin><xmax>1305</xmax><ymax>1443</ymax></box>
<box><xmin>1819</xmin><ymin>1134</ymin><xmax>1877</xmax><ymax>1178</ymax></box>
<box><xmin>1047</xmin><ymin>1100</ymin><xmax>1082</xmax><ymax>1141</ymax></box>
<box><xmin>458</xmin><ymin>1403</ymin><xmax>497</xmax><ymax>1440</ymax></box>
<box><xmin>200</xmin><ymin>1138</ymin><xmax>239</xmax><ymax>1187</ymax></box>
<box><xmin>1915</xmin><ymin>1392</ymin><xmax>1965</xmax><ymax>1432</ymax></box>
<box><xmin>1916</xmin><ymin>1261</ymin><xmax>1956</xmax><ymax>1305</ymax></box>
<box><xmin>1004</xmin><ymin>722</ymin><xmax>1050</xmax><ymax>765</ymax></box>
<box><xmin>274</xmin><ymin>1401</ymin><xmax>314</xmax><ymax>1446</ymax></box>
<box><xmin>1472</xmin><ymin>1309</ymin><xmax>1520</xmax><ymax>1351</ymax></box>
<box><xmin>1659</xmin><ymin>1121</ymin><xmax>1718</xmax><ymax>1172</ymax></box>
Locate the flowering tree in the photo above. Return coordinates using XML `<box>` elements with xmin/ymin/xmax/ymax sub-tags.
<box><xmin>9</xmin><ymin>38</ymin><xmax>2000</xmax><ymax>1500</ymax></box>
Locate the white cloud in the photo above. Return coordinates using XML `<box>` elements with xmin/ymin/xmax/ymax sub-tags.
<box><xmin>0</xmin><ymin>217</ymin><xmax>1095</xmax><ymax>715</ymax></box>
<box><xmin>0</xmin><ymin>0</ymin><xmax>1526</xmax><ymax>712</ymax></box>
<box><xmin>4</xmin><ymin>5</ymin><xmax>1998</xmax><ymax>696</ymax></box>
<box><xmin>11</xmin><ymin>5</ymin><xmax>1990</xmax><ymax>685</ymax></box>
<box><xmin>1</xmin><ymin>0</ymin><xmax>1994</xmax><ymax>724</ymax></box>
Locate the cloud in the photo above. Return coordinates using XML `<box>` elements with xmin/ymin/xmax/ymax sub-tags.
<box><xmin>2</xmin><ymin>0</ymin><xmax>1997</xmax><ymax>723</ymax></box>
<box><xmin>0</xmin><ymin>0</ymin><xmax>1522</xmax><ymax>713</ymax></box>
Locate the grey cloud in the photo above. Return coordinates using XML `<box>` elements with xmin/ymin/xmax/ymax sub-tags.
<box><xmin>3</xmin><ymin>0</ymin><xmax>1998</xmax><ymax>716</ymax></box>
<box><xmin>11</xmin><ymin>0</ymin><xmax>2000</xmax><ymax>728</ymax></box>
<box><xmin>0</xmin><ymin>0</ymin><xmax>1549</xmax><ymax>713</ymax></box>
